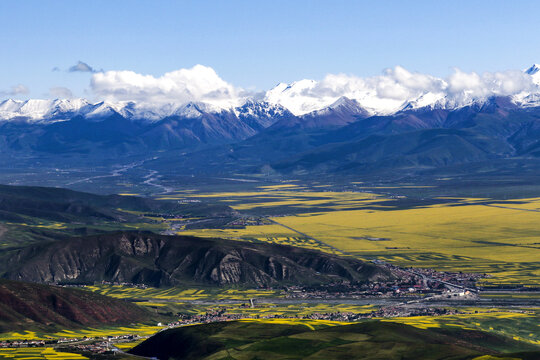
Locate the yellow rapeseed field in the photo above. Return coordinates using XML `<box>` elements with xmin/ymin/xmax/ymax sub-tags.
<box><xmin>273</xmin><ymin>201</ymin><xmax>540</xmax><ymax>285</ymax></box>
<box><xmin>164</xmin><ymin>188</ymin><xmax>540</xmax><ymax>285</ymax></box>
<box><xmin>0</xmin><ymin>347</ymin><xmax>87</xmax><ymax>360</ymax></box>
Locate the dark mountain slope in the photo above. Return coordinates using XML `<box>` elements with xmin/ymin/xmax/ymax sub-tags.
<box><xmin>321</xmin><ymin>109</ymin><xmax>451</xmax><ymax>145</ymax></box>
<box><xmin>34</xmin><ymin>113</ymin><xmax>144</xmax><ymax>154</ymax></box>
<box><xmin>272</xmin><ymin>128</ymin><xmax>505</xmax><ymax>174</ymax></box>
<box><xmin>270</xmin><ymin>97</ymin><xmax>369</xmax><ymax>130</ymax></box>
<box><xmin>0</xmin><ymin>184</ymin><xmax>233</xmax><ymax>223</ymax></box>
<box><xmin>143</xmin><ymin>100</ymin><xmax>371</xmax><ymax>175</ymax></box>
<box><xmin>263</xmin><ymin>100</ymin><xmax>540</xmax><ymax>175</ymax></box>
<box><xmin>142</xmin><ymin>110</ymin><xmax>257</xmax><ymax>150</ymax></box>
<box><xmin>317</xmin><ymin>98</ymin><xmax>535</xmax><ymax>146</ymax></box>
<box><xmin>508</xmin><ymin>118</ymin><xmax>540</xmax><ymax>156</ymax></box>
<box><xmin>0</xmin><ymin>231</ymin><xmax>392</xmax><ymax>287</ymax></box>
<box><xmin>0</xmin><ymin>102</ymin><xmax>287</xmax><ymax>158</ymax></box>
<box><xmin>0</xmin><ymin>279</ymin><xmax>149</xmax><ymax>332</ymax></box>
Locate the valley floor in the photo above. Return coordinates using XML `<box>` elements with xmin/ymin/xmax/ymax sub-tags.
<box><xmin>0</xmin><ymin>177</ymin><xmax>539</xmax><ymax>359</ymax></box>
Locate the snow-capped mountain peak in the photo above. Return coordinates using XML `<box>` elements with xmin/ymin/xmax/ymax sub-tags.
<box><xmin>0</xmin><ymin>98</ymin><xmax>93</xmax><ymax>122</ymax></box>
<box><xmin>327</xmin><ymin>96</ymin><xmax>362</xmax><ymax>111</ymax></box>
<box><xmin>265</xmin><ymin>79</ymin><xmax>334</xmax><ymax>115</ymax></box>
<box><xmin>173</xmin><ymin>102</ymin><xmax>225</xmax><ymax>118</ymax></box>
<box><xmin>524</xmin><ymin>64</ymin><xmax>540</xmax><ymax>87</ymax></box>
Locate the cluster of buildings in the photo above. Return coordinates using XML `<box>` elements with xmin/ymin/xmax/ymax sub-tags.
<box><xmin>227</xmin><ymin>216</ymin><xmax>272</xmax><ymax>227</ymax></box>
<box><xmin>285</xmin><ymin>260</ymin><xmax>483</xmax><ymax>300</ymax></box>
<box><xmin>367</xmin><ymin>306</ymin><xmax>458</xmax><ymax>318</ymax></box>
<box><xmin>159</xmin><ymin>303</ymin><xmax>470</xmax><ymax>330</ymax></box>
<box><xmin>0</xmin><ymin>334</ymin><xmax>140</xmax><ymax>350</ymax></box>
<box><xmin>0</xmin><ymin>340</ymin><xmax>48</xmax><ymax>348</ymax></box>
<box><xmin>165</xmin><ymin>309</ymin><xmax>245</xmax><ymax>328</ymax></box>
<box><xmin>67</xmin><ymin>335</ymin><xmax>141</xmax><ymax>355</ymax></box>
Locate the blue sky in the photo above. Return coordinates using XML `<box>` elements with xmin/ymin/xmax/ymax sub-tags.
<box><xmin>1</xmin><ymin>0</ymin><xmax>539</xmax><ymax>99</ymax></box>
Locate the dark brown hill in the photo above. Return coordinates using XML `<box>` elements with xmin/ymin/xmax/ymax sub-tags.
<box><xmin>0</xmin><ymin>231</ymin><xmax>392</xmax><ymax>287</ymax></box>
<box><xmin>0</xmin><ymin>279</ymin><xmax>149</xmax><ymax>332</ymax></box>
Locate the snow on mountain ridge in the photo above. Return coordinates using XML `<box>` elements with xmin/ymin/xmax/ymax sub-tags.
<box><xmin>0</xmin><ymin>98</ymin><xmax>93</xmax><ymax>122</ymax></box>
<box><xmin>264</xmin><ymin>65</ymin><xmax>540</xmax><ymax>116</ymax></box>
<box><xmin>3</xmin><ymin>64</ymin><xmax>540</xmax><ymax>122</ymax></box>
<box><xmin>0</xmin><ymin>98</ymin><xmax>285</xmax><ymax>124</ymax></box>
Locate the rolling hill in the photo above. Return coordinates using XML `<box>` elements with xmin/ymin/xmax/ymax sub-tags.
<box><xmin>129</xmin><ymin>319</ymin><xmax>540</xmax><ymax>360</ymax></box>
<box><xmin>0</xmin><ymin>184</ymin><xmax>236</xmax><ymax>247</ymax></box>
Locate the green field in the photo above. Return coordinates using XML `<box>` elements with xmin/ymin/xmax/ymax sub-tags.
<box><xmin>381</xmin><ymin>308</ymin><xmax>540</xmax><ymax>346</ymax></box>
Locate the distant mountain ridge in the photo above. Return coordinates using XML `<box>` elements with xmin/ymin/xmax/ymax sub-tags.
<box><xmin>0</xmin><ymin>100</ymin><xmax>294</xmax><ymax>156</ymax></box>
<box><xmin>0</xmin><ymin>98</ymin><xmax>292</xmax><ymax>123</ymax></box>
<box><xmin>268</xmin><ymin>96</ymin><xmax>540</xmax><ymax>174</ymax></box>
<box><xmin>3</xmin><ymin>69</ymin><xmax>540</xmax><ymax>176</ymax></box>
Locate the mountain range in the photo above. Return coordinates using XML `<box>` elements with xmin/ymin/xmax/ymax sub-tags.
<box><xmin>2</xmin><ymin>65</ymin><xmax>540</xmax><ymax>179</ymax></box>
<box><xmin>4</xmin><ymin>64</ymin><xmax>540</xmax><ymax>122</ymax></box>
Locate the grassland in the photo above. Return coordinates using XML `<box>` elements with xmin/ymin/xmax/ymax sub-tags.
<box><xmin>0</xmin><ymin>217</ymin><xmax>168</xmax><ymax>249</ymax></box>
<box><xmin>129</xmin><ymin>318</ymin><xmax>540</xmax><ymax>360</ymax></box>
<box><xmin>381</xmin><ymin>308</ymin><xmax>540</xmax><ymax>346</ymax></box>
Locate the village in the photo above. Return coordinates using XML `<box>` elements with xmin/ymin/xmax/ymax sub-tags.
<box><xmin>284</xmin><ymin>260</ymin><xmax>483</xmax><ymax>300</ymax></box>
<box><xmin>0</xmin><ymin>260</ymin><xmax>505</xmax><ymax>356</ymax></box>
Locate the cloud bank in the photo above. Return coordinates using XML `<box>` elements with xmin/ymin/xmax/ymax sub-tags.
<box><xmin>85</xmin><ymin>64</ymin><xmax>540</xmax><ymax>114</ymax></box>
<box><xmin>265</xmin><ymin>66</ymin><xmax>538</xmax><ymax>115</ymax></box>
<box><xmin>90</xmin><ymin>64</ymin><xmax>245</xmax><ymax>108</ymax></box>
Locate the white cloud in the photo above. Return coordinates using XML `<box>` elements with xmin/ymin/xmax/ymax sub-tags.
<box><xmin>446</xmin><ymin>69</ymin><xmax>535</xmax><ymax>104</ymax></box>
<box><xmin>82</xmin><ymin>63</ymin><xmax>540</xmax><ymax>114</ymax></box>
<box><xmin>265</xmin><ymin>68</ymin><xmax>447</xmax><ymax>115</ymax></box>
<box><xmin>0</xmin><ymin>84</ymin><xmax>29</xmax><ymax>96</ymax></box>
<box><xmin>90</xmin><ymin>64</ymin><xmax>245</xmax><ymax>108</ymax></box>
<box><xmin>265</xmin><ymin>66</ymin><xmax>539</xmax><ymax>115</ymax></box>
